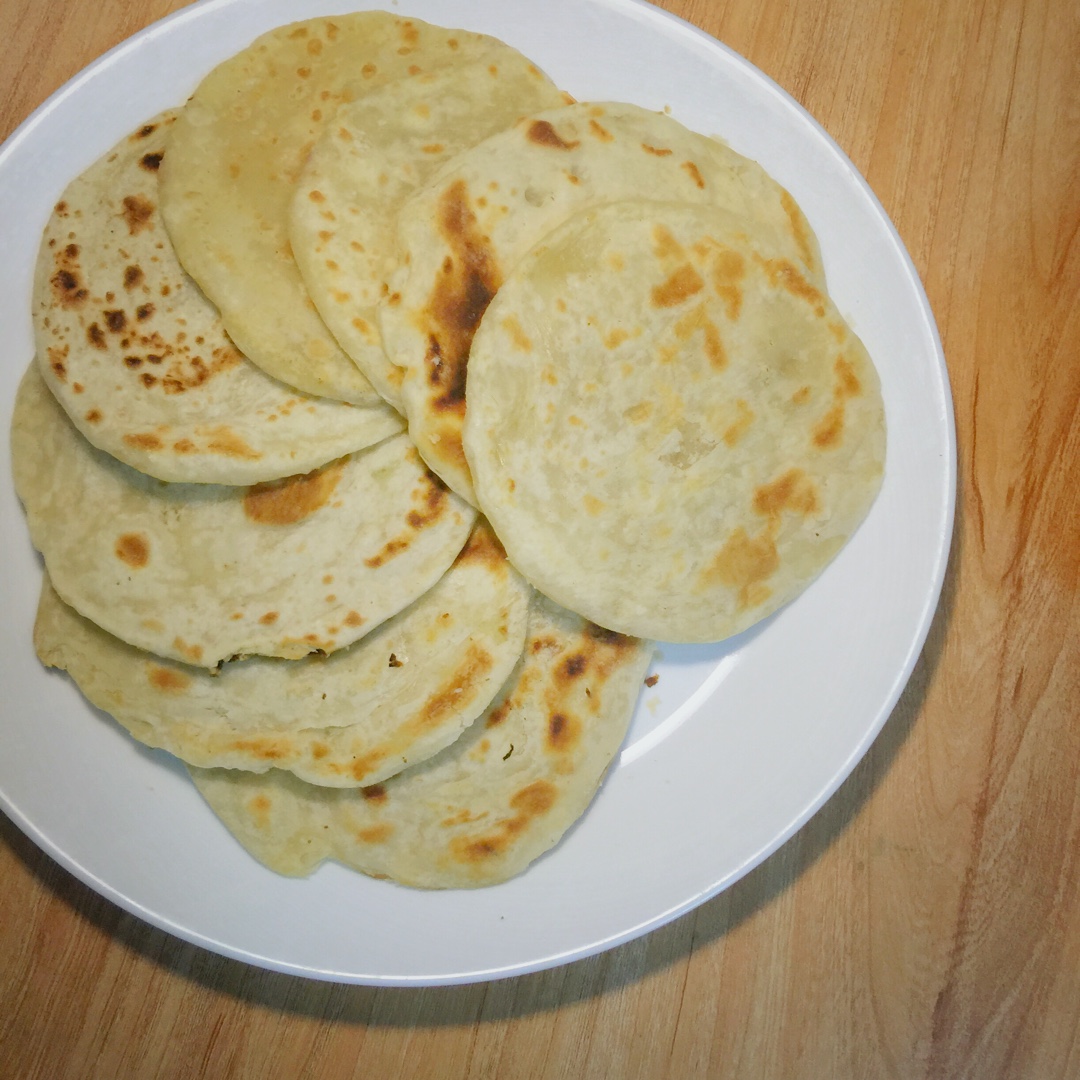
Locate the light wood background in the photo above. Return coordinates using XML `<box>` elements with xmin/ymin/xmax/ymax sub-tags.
<box><xmin>1</xmin><ymin>0</ymin><xmax>1077</xmax><ymax>1076</ymax></box>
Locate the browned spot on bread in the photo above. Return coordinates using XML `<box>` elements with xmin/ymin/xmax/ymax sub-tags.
<box><xmin>405</xmin><ymin>472</ymin><xmax>449</xmax><ymax>529</ymax></box>
<box><xmin>121</xmin><ymin>194</ymin><xmax>155</xmax><ymax>235</ymax></box>
<box><xmin>344</xmin><ymin>611</ymin><xmax>364</xmax><ymax>628</ymax></box>
<box><xmin>512</xmin><ymin>781</ymin><xmax>557</xmax><ymax>816</ymax></box>
<box><xmin>87</xmin><ymin>323</ymin><xmax>107</xmax><ymax>349</ymax></box>
<box><xmin>132</xmin><ymin>123</ymin><xmax>158</xmax><ymax>140</ymax></box>
<box><xmin>723</xmin><ymin>400</ymin><xmax>754</xmax><ymax>447</ymax></box>
<box><xmin>139</xmin><ymin>152</ymin><xmax>163</xmax><ymax>171</ymax></box>
<box><xmin>588</xmin><ymin>118</ymin><xmax>613</xmax><ymax>142</ymax></box>
<box><xmin>652</xmin><ymin>228</ymin><xmax>687</xmax><ymax>266</ymax></box>
<box><xmin>753</xmin><ymin>468</ymin><xmax>820</xmax><ymax>517</ymax></box>
<box><xmin>311</xmin><ymin>742</ymin><xmax>329</xmax><ymax>759</ymax></box>
<box><xmin>705</xmin><ymin>527</ymin><xmax>778</xmax><ymax>609</ymax></box>
<box><xmin>411</xmin><ymin>643</ymin><xmax>494</xmax><ymax>733</ymax></box>
<box><xmin>123</xmin><ymin>432</ymin><xmax>163</xmax><ymax>450</ymax></box>
<box><xmin>51</xmin><ymin>242</ymin><xmax>88</xmax><ymax>308</ymax></box>
<box><xmin>85</xmin><ymin>409</ymin><xmax>102</xmax><ymax>424</ymax></box>
<box><xmin>441</xmin><ymin>807</ymin><xmax>489</xmax><ymax>827</ymax></box>
<box><xmin>645</xmin><ymin>674</ymin><xmax>660</xmax><ymax>687</ymax></box>
<box><xmin>673</xmin><ymin>304</ymin><xmax>726</xmax><ymax>369</ymax></box>
<box><xmin>362</xmin><ymin>784</ymin><xmax>388</xmax><ymax>803</ymax></box>
<box><xmin>502</xmin><ymin>314</ymin><xmax>533</xmax><ymax>351</ymax></box>
<box><xmin>526</xmin><ymin>120</ymin><xmax>579</xmax><ymax>150</ymax></box>
<box><xmin>365</xmin><ymin>472</ymin><xmax>448</xmax><ymax>567</ymax></box>
<box><xmin>121</xmin><ymin>334</ymin><xmax>243</xmax><ymax>395</ymax></box>
<box><xmin>200</xmin><ymin>425</ymin><xmax>260</xmax><ymax>459</ymax></box>
<box><xmin>244</xmin><ymin>460</ymin><xmax>344</xmax><ymax>525</ymax></box>
<box><xmin>559</xmin><ymin>653</ymin><xmax>587</xmax><ymax>680</ymax></box>
<box><xmin>48</xmin><ymin>345</ymin><xmax>69</xmax><ymax>381</ymax></box>
<box><xmin>148</xmin><ymin>665</ymin><xmax>190</xmax><ymax>693</ymax></box>
<box><xmin>651</xmin><ymin>264</ymin><xmax>704</xmax><ymax>308</ymax></box>
<box><xmin>115</xmin><ymin>532</ymin><xmax>149</xmax><ymax>568</ymax></box>
<box><xmin>681</xmin><ymin>160</ymin><xmax>706</xmax><ymax>188</ymax></box>
<box><xmin>712</xmin><ymin>248</ymin><xmax>746</xmax><ymax>320</ymax></box>
<box><xmin>780</xmin><ymin>189</ymin><xmax>815</xmax><ymax>272</ymax></box>
<box><xmin>642</xmin><ymin>142</ymin><xmax>673</xmax><ymax>156</ymax></box>
<box><xmin>453</xmin><ymin>835</ymin><xmax>503</xmax><ymax>861</ymax></box>
<box><xmin>341</xmin><ymin>647</ymin><xmax>500</xmax><ymax>780</ymax></box>
<box><xmin>104</xmin><ymin>309</ymin><xmax>126</xmax><ymax>332</ymax></box>
<box><xmin>356</xmin><ymin>823</ymin><xmax>393</xmax><ymax>844</ymax></box>
<box><xmin>455</xmin><ymin>520</ymin><xmax>507</xmax><ymax>568</ymax></box>
<box><xmin>136</xmin><ymin>303</ymin><xmax>155</xmax><ymax>321</ymax></box>
<box><xmin>364</xmin><ymin>537</ymin><xmax>409</xmax><ymax>569</ymax></box>
<box><xmin>72</xmin><ymin>383</ymin><xmax>84</xmax><ymax>394</ymax></box>
<box><xmin>123</xmin><ymin>265</ymin><xmax>144</xmax><ymax>290</ymax></box>
<box><xmin>812</xmin><ymin>404</ymin><xmax>845</xmax><ymax>448</ymax></box>
<box><xmin>258</xmin><ymin>611</ymin><xmax>279</xmax><ymax>625</ymax></box>
<box><xmin>585</xmin><ymin>623</ymin><xmax>637</xmax><ymax>649</ymax></box>
<box><xmin>485</xmin><ymin>698</ymin><xmax>512</xmax><ymax>728</ymax></box>
<box><xmin>834</xmin><ymin>354</ymin><xmax>862</xmax><ymax>397</ymax></box>
<box><xmin>449</xmin><ymin>780</ymin><xmax>557</xmax><ymax>863</ymax></box>
<box><xmin>809</xmin><ymin>356</ymin><xmax>860</xmax><ymax>449</ymax></box>
<box><xmin>248</xmin><ymin>794</ymin><xmax>272</xmax><ymax>824</ymax></box>
<box><xmin>792</xmin><ymin>386</ymin><xmax>812</xmax><ymax>405</ymax></box>
<box><xmin>172</xmin><ymin>439</ymin><xmax>195</xmax><ymax>453</ymax></box>
<box><xmin>342</xmin><ymin>743</ymin><xmax>390</xmax><ymax>782</ymax></box>
<box><xmin>754</xmin><ymin>254</ymin><xmax>824</xmax><ymax>308</ymax></box>
<box><xmin>226</xmin><ymin>737</ymin><xmax>287</xmax><ymax>761</ymax></box>
<box><xmin>546</xmin><ymin>711</ymin><xmax>580</xmax><ymax>752</ymax></box>
<box><xmin>417</xmin><ymin>180</ymin><xmax>502</xmax><ymax>418</ymax></box>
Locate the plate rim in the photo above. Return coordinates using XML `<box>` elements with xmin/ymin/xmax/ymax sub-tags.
<box><xmin>0</xmin><ymin>0</ymin><xmax>956</xmax><ymax>986</ymax></box>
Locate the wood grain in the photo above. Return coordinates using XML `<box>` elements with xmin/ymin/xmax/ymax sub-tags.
<box><xmin>1</xmin><ymin>0</ymin><xmax>1078</xmax><ymax>1077</ymax></box>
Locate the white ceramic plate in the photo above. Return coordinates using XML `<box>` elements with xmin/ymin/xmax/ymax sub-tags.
<box><xmin>0</xmin><ymin>0</ymin><xmax>954</xmax><ymax>985</ymax></box>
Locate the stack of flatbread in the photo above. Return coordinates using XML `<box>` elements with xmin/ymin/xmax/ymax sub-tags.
<box><xmin>11</xmin><ymin>11</ymin><xmax>884</xmax><ymax>889</ymax></box>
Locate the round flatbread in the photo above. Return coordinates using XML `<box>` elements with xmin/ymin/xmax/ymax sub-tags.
<box><xmin>464</xmin><ymin>200</ymin><xmax>886</xmax><ymax>642</ymax></box>
<box><xmin>380</xmin><ymin>100</ymin><xmax>824</xmax><ymax>503</ymax></box>
<box><xmin>33</xmin><ymin>112</ymin><xmax>402</xmax><ymax>485</ymax></box>
<box><xmin>159</xmin><ymin>13</ymin><xmax>511</xmax><ymax>402</ymax></box>
<box><xmin>34</xmin><ymin>523</ymin><xmax>530</xmax><ymax>788</ymax></box>
<box><xmin>188</xmin><ymin>593</ymin><xmax>653</xmax><ymax>888</ymax></box>
<box><xmin>289</xmin><ymin>50</ymin><xmax>566</xmax><ymax>409</ymax></box>
<box><xmin>12</xmin><ymin>363</ymin><xmax>475</xmax><ymax>667</ymax></box>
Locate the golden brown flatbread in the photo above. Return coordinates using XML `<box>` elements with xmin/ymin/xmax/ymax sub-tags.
<box><xmin>188</xmin><ymin>593</ymin><xmax>653</xmax><ymax>887</ymax></box>
<box><xmin>33</xmin><ymin>112</ymin><xmax>401</xmax><ymax>485</ymax></box>
<box><xmin>464</xmin><ymin>200</ymin><xmax>885</xmax><ymax>641</ymax></box>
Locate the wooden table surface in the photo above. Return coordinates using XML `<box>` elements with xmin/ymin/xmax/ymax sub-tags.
<box><xmin>1</xmin><ymin>0</ymin><xmax>1077</xmax><ymax>1076</ymax></box>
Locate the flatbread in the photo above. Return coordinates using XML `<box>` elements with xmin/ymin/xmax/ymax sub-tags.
<box><xmin>464</xmin><ymin>200</ymin><xmax>885</xmax><ymax>642</ymax></box>
<box><xmin>12</xmin><ymin>363</ymin><xmax>475</xmax><ymax>667</ymax></box>
<box><xmin>33</xmin><ymin>112</ymin><xmax>402</xmax><ymax>485</ymax></box>
<box><xmin>34</xmin><ymin>523</ymin><xmax>530</xmax><ymax>787</ymax></box>
<box><xmin>189</xmin><ymin>593</ymin><xmax>653</xmax><ymax>888</ymax></box>
<box><xmin>159</xmin><ymin>13</ymin><xmax>509</xmax><ymax>402</ymax></box>
<box><xmin>380</xmin><ymin>101</ymin><xmax>824</xmax><ymax>503</ymax></box>
<box><xmin>289</xmin><ymin>50</ymin><xmax>566</xmax><ymax>409</ymax></box>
